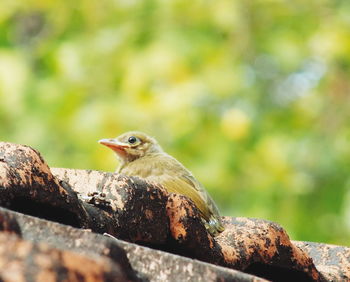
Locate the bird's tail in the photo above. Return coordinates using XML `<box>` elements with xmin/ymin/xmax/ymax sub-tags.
<box><xmin>203</xmin><ymin>215</ymin><xmax>225</xmax><ymax>236</ymax></box>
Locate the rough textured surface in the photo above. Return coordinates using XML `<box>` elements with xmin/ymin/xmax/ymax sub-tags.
<box><xmin>294</xmin><ymin>241</ymin><xmax>350</xmax><ymax>281</ymax></box>
<box><xmin>0</xmin><ymin>210</ymin><xmax>21</xmax><ymax>235</ymax></box>
<box><xmin>118</xmin><ymin>237</ymin><xmax>267</xmax><ymax>282</ymax></box>
<box><xmin>217</xmin><ymin>217</ymin><xmax>324</xmax><ymax>281</ymax></box>
<box><xmin>0</xmin><ymin>142</ymin><xmax>349</xmax><ymax>281</ymax></box>
<box><xmin>0</xmin><ymin>207</ymin><xmax>266</xmax><ymax>282</ymax></box>
<box><xmin>0</xmin><ymin>142</ymin><xmax>169</xmax><ymax>243</ymax></box>
<box><xmin>0</xmin><ymin>142</ymin><xmax>88</xmax><ymax>228</ymax></box>
<box><xmin>0</xmin><ymin>232</ymin><xmax>132</xmax><ymax>282</ymax></box>
<box><xmin>53</xmin><ymin>167</ymin><xmax>323</xmax><ymax>281</ymax></box>
<box><xmin>165</xmin><ymin>193</ymin><xmax>225</xmax><ymax>265</ymax></box>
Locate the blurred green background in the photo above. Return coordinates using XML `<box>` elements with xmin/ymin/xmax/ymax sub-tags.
<box><xmin>1</xmin><ymin>0</ymin><xmax>350</xmax><ymax>245</ymax></box>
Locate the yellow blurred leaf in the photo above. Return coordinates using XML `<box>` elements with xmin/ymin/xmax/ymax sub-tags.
<box><xmin>221</xmin><ymin>108</ymin><xmax>251</xmax><ymax>140</ymax></box>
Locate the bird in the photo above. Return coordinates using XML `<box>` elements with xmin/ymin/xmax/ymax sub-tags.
<box><xmin>98</xmin><ymin>131</ymin><xmax>225</xmax><ymax>236</ymax></box>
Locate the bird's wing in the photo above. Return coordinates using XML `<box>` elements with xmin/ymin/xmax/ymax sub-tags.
<box><xmin>146</xmin><ymin>172</ymin><xmax>213</xmax><ymax>222</ymax></box>
<box><xmin>121</xmin><ymin>153</ymin><xmax>223</xmax><ymax>231</ymax></box>
<box><xmin>182</xmin><ymin>174</ymin><xmax>222</xmax><ymax>218</ymax></box>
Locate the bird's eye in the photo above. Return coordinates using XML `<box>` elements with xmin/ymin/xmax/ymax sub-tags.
<box><xmin>128</xmin><ymin>136</ymin><xmax>138</xmax><ymax>144</ymax></box>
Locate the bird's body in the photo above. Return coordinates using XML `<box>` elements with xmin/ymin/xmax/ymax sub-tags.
<box><xmin>99</xmin><ymin>131</ymin><xmax>224</xmax><ymax>236</ymax></box>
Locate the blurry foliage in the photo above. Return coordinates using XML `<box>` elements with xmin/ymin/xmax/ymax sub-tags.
<box><xmin>1</xmin><ymin>0</ymin><xmax>350</xmax><ymax>245</ymax></box>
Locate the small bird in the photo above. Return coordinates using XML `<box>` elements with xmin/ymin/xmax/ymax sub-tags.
<box><xmin>99</xmin><ymin>131</ymin><xmax>224</xmax><ymax>236</ymax></box>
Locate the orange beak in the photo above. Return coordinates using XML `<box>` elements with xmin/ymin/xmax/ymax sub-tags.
<box><xmin>98</xmin><ymin>139</ymin><xmax>129</xmax><ymax>156</ymax></box>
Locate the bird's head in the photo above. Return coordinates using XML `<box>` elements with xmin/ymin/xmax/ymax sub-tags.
<box><xmin>99</xmin><ymin>131</ymin><xmax>163</xmax><ymax>163</ymax></box>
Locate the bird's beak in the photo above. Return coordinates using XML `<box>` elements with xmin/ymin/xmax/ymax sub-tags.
<box><xmin>98</xmin><ymin>139</ymin><xmax>129</xmax><ymax>153</ymax></box>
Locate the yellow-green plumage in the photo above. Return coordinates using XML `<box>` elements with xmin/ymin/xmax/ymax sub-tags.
<box><xmin>99</xmin><ymin>131</ymin><xmax>224</xmax><ymax>236</ymax></box>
